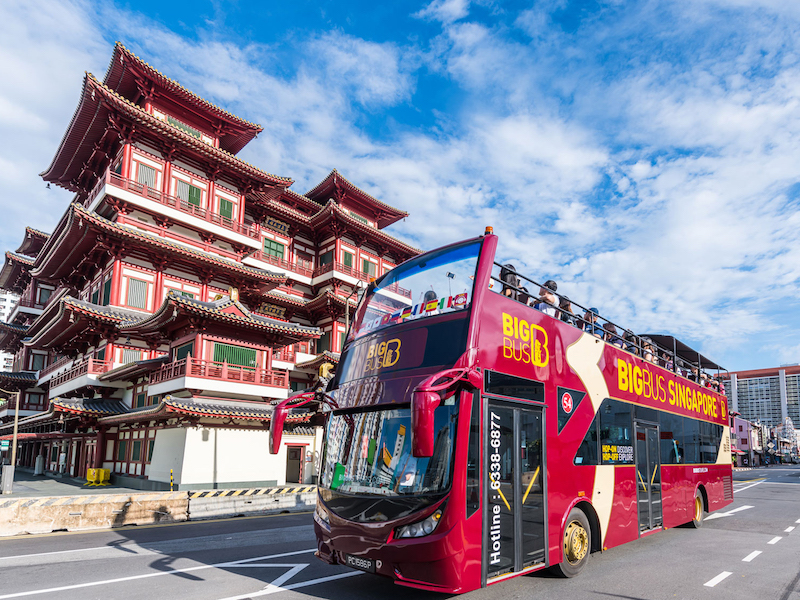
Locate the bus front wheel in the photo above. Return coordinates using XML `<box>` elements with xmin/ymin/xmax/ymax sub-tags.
<box><xmin>690</xmin><ymin>489</ymin><xmax>704</xmax><ymax>528</ymax></box>
<box><xmin>555</xmin><ymin>508</ymin><xmax>591</xmax><ymax>578</ymax></box>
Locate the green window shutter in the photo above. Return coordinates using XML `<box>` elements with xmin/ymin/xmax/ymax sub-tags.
<box><xmin>362</xmin><ymin>259</ymin><xmax>376</xmax><ymax>276</ymax></box>
<box><xmin>131</xmin><ymin>440</ymin><xmax>142</xmax><ymax>461</ymax></box>
<box><xmin>343</xmin><ymin>252</ymin><xmax>353</xmax><ymax>268</ymax></box>
<box><xmin>175</xmin><ymin>342</ymin><xmax>194</xmax><ymax>361</ymax></box>
<box><xmin>127</xmin><ymin>278</ymin><xmax>148</xmax><ymax>309</ymax></box>
<box><xmin>219</xmin><ymin>198</ymin><xmax>233</xmax><ymax>219</ymax></box>
<box><xmin>213</xmin><ymin>343</ymin><xmax>257</xmax><ymax>368</ymax></box>
<box><xmin>135</xmin><ymin>393</ymin><xmax>146</xmax><ymax>409</ymax></box>
<box><xmin>180</xmin><ymin>291</ymin><xmax>194</xmax><ymax>299</ymax></box>
<box><xmin>318</xmin><ymin>332</ymin><xmax>331</xmax><ymax>353</ymax></box>
<box><xmin>117</xmin><ymin>440</ymin><xmax>127</xmax><ymax>462</ymax></box>
<box><xmin>263</xmin><ymin>239</ymin><xmax>285</xmax><ymax>259</ymax></box>
<box><xmin>102</xmin><ymin>279</ymin><xmax>112</xmax><ymax>306</ymax></box>
<box><xmin>91</xmin><ymin>289</ymin><xmax>100</xmax><ymax>304</ymax></box>
<box><xmin>188</xmin><ymin>184</ymin><xmax>201</xmax><ymax>207</ymax></box>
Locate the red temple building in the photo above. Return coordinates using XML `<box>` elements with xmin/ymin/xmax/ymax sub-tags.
<box><xmin>0</xmin><ymin>43</ymin><xmax>418</xmax><ymax>490</ymax></box>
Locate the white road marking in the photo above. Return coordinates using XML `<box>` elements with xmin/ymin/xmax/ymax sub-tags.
<box><xmin>733</xmin><ymin>481</ymin><xmax>765</xmax><ymax>493</ymax></box>
<box><xmin>768</xmin><ymin>536</ymin><xmax>782</xmax><ymax>545</ymax></box>
<box><xmin>705</xmin><ymin>505</ymin><xmax>754</xmax><ymax>520</ymax></box>
<box><xmin>0</xmin><ymin>546</ymin><xmax>117</xmax><ymax>561</ymax></box>
<box><xmin>742</xmin><ymin>551</ymin><xmax>762</xmax><ymax>562</ymax></box>
<box><xmin>785</xmin><ymin>526</ymin><xmax>795</xmax><ymax>533</ymax></box>
<box><xmin>796</xmin><ymin>518</ymin><xmax>800</xmax><ymax>524</ymax></box>
<box><xmin>704</xmin><ymin>572</ymin><xmax>732</xmax><ymax>587</ymax></box>
<box><xmin>216</xmin><ymin>570</ymin><xmax>363</xmax><ymax>599</ymax></box>
<box><xmin>0</xmin><ymin>548</ymin><xmax>317</xmax><ymax>599</ymax></box>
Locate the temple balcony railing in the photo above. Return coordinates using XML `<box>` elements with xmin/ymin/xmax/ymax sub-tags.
<box><xmin>87</xmin><ymin>171</ymin><xmax>262</xmax><ymax>241</ymax></box>
<box><xmin>149</xmin><ymin>357</ymin><xmax>289</xmax><ymax>396</ymax></box>
<box><xmin>247</xmin><ymin>251</ymin><xmax>315</xmax><ymax>278</ymax></box>
<box><xmin>39</xmin><ymin>355</ymin><xmax>74</xmax><ymax>379</ymax></box>
<box><xmin>49</xmin><ymin>358</ymin><xmax>113</xmax><ymax>390</ymax></box>
<box><xmin>311</xmin><ymin>262</ymin><xmax>411</xmax><ymax>298</ymax></box>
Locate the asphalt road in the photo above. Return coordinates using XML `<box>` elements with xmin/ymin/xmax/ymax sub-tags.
<box><xmin>0</xmin><ymin>466</ymin><xmax>798</xmax><ymax>600</ymax></box>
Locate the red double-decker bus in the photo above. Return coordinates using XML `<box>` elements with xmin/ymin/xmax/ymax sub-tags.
<box><xmin>271</xmin><ymin>229</ymin><xmax>733</xmax><ymax>593</ymax></box>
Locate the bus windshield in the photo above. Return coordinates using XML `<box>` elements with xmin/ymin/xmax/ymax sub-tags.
<box><xmin>320</xmin><ymin>401</ymin><xmax>459</xmax><ymax>497</ymax></box>
<box><xmin>350</xmin><ymin>240</ymin><xmax>482</xmax><ymax>341</ymax></box>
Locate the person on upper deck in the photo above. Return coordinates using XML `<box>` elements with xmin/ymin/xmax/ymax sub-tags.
<box><xmin>559</xmin><ymin>296</ymin><xmax>577</xmax><ymax>326</ymax></box>
<box><xmin>603</xmin><ymin>322</ymin><xmax>624</xmax><ymax>348</ymax></box>
<box><xmin>583</xmin><ymin>308</ymin><xmax>604</xmax><ymax>338</ymax></box>
<box><xmin>622</xmin><ymin>330</ymin><xmax>639</xmax><ymax>355</ymax></box>
<box><xmin>641</xmin><ymin>338</ymin><xmax>656</xmax><ymax>363</ymax></box>
<box><xmin>499</xmin><ymin>264</ymin><xmax>519</xmax><ymax>300</ymax></box>
<box><xmin>533</xmin><ymin>280</ymin><xmax>559</xmax><ymax>317</ymax></box>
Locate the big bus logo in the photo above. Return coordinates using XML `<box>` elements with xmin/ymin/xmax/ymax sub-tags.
<box><xmin>501</xmin><ymin>312</ymin><xmax>549</xmax><ymax>367</ymax></box>
<box><xmin>364</xmin><ymin>338</ymin><xmax>402</xmax><ymax>372</ymax></box>
<box><xmin>561</xmin><ymin>392</ymin><xmax>573</xmax><ymax>414</ymax></box>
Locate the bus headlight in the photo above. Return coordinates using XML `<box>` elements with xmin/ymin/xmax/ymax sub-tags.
<box><xmin>395</xmin><ymin>509</ymin><xmax>442</xmax><ymax>539</ymax></box>
<box><xmin>314</xmin><ymin>503</ymin><xmax>330</xmax><ymax>529</ymax></box>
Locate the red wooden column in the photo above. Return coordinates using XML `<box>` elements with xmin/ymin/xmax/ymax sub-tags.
<box><xmin>120</xmin><ymin>144</ymin><xmax>132</xmax><ymax>179</ymax></box>
<box><xmin>109</xmin><ymin>258</ymin><xmax>123</xmax><ymax>306</ymax></box>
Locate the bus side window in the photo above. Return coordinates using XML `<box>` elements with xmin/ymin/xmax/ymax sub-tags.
<box><xmin>574</xmin><ymin>414</ymin><xmax>599</xmax><ymax>465</ymax></box>
<box><xmin>659</xmin><ymin>412</ymin><xmax>683</xmax><ymax>464</ymax></box>
<box><xmin>681</xmin><ymin>419</ymin><xmax>700</xmax><ymax>464</ymax></box>
<box><xmin>466</xmin><ymin>392</ymin><xmax>481</xmax><ymax>517</ymax></box>
<box><xmin>599</xmin><ymin>399</ymin><xmax>634</xmax><ymax>465</ymax></box>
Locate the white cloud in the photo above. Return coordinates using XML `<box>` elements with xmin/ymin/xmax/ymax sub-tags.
<box><xmin>414</xmin><ymin>0</ymin><xmax>471</xmax><ymax>24</ymax></box>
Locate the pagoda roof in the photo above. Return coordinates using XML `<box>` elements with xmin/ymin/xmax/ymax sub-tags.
<box><xmin>41</xmin><ymin>74</ymin><xmax>291</xmax><ymax>194</ymax></box>
<box><xmin>121</xmin><ymin>290</ymin><xmax>320</xmax><ymax>343</ymax></box>
<box><xmin>295</xmin><ymin>351</ymin><xmax>340</xmax><ymax>370</ymax></box>
<box><xmin>309</xmin><ymin>200</ymin><xmax>420</xmax><ymax>258</ymax></box>
<box><xmin>0</xmin><ymin>321</ymin><xmax>29</xmax><ymax>354</ymax></box>
<box><xmin>33</xmin><ymin>203</ymin><xmax>286</xmax><ymax>291</ymax></box>
<box><xmin>104</xmin><ymin>43</ymin><xmax>262</xmax><ymax>155</ymax></box>
<box><xmin>96</xmin><ymin>394</ymin><xmax>314</xmax><ymax>426</ymax></box>
<box><xmin>305</xmin><ymin>169</ymin><xmax>407</xmax><ymax>229</ymax></box>
<box><xmin>52</xmin><ymin>397</ymin><xmax>131</xmax><ymax>416</ymax></box>
<box><xmin>0</xmin><ymin>252</ymin><xmax>34</xmax><ymax>294</ymax></box>
<box><xmin>24</xmin><ymin>295</ymin><xmax>146</xmax><ymax>351</ymax></box>
<box><xmin>0</xmin><ymin>371</ymin><xmax>38</xmax><ymax>391</ymax></box>
<box><xmin>304</xmin><ymin>289</ymin><xmax>359</xmax><ymax>315</ymax></box>
<box><xmin>15</xmin><ymin>227</ymin><xmax>50</xmax><ymax>256</ymax></box>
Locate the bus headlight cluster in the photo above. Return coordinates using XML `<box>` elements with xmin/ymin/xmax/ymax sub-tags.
<box><xmin>395</xmin><ymin>509</ymin><xmax>442</xmax><ymax>539</ymax></box>
<box><xmin>314</xmin><ymin>503</ymin><xmax>330</xmax><ymax>529</ymax></box>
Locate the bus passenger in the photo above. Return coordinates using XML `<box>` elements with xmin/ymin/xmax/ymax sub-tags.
<box><xmin>641</xmin><ymin>338</ymin><xmax>656</xmax><ymax>363</ymax></box>
<box><xmin>499</xmin><ymin>264</ymin><xmax>519</xmax><ymax>300</ymax></box>
<box><xmin>623</xmin><ymin>330</ymin><xmax>639</xmax><ymax>355</ymax></box>
<box><xmin>603</xmin><ymin>322</ymin><xmax>624</xmax><ymax>347</ymax></box>
<box><xmin>518</xmin><ymin>286</ymin><xmax>532</xmax><ymax>306</ymax></box>
<box><xmin>559</xmin><ymin>296</ymin><xmax>577</xmax><ymax>326</ymax></box>
<box><xmin>660</xmin><ymin>352</ymin><xmax>673</xmax><ymax>371</ymax></box>
<box><xmin>534</xmin><ymin>280</ymin><xmax>559</xmax><ymax>317</ymax></box>
<box><xmin>583</xmin><ymin>308</ymin><xmax>604</xmax><ymax>338</ymax></box>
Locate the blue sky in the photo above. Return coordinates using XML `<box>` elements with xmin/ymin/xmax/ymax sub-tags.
<box><xmin>1</xmin><ymin>0</ymin><xmax>799</xmax><ymax>371</ymax></box>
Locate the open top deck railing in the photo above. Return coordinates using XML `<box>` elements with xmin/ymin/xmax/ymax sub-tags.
<box><xmin>490</xmin><ymin>262</ymin><xmax>726</xmax><ymax>393</ymax></box>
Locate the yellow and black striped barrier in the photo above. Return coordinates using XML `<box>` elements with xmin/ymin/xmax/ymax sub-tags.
<box><xmin>189</xmin><ymin>485</ymin><xmax>316</xmax><ymax>499</ymax></box>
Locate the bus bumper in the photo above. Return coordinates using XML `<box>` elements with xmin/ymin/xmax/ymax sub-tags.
<box><xmin>314</xmin><ymin>520</ymin><xmax>475</xmax><ymax>593</ymax></box>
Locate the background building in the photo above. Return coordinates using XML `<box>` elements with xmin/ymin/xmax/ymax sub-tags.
<box><xmin>0</xmin><ymin>289</ymin><xmax>20</xmax><ymax>371</ymax></box>
<box><xmin>0</xmin><ymin>43</ymin><xmax>418</xmax><ymax>489</ymax></box>
<box><xmin>724</xmin><ymin>365</ymin><xmax>800</xmax><ymax>428</ymax></box>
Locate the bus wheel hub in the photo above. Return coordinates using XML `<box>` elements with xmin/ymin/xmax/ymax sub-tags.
<box><xmin>695</xmin><ymin>496</ymin><xmax>702</xmax><ymax>521</ymax></box>
<box><xmin>564</xmin><ymin>522</ymin><xmax>588</xmax><ymax>563</ymax></box>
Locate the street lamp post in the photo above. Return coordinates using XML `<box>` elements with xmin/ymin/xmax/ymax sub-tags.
<box><xmin>0</xmin><ymin>387</ymin><xmax>20</xmax><ymax>494</ymax></box>
<box><xmin>344</xmin><ymin>281</ymin><xmax>364</xmax><ymax>338</ymax></box>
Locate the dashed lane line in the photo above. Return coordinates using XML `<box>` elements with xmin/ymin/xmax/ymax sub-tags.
<box><xmin>768</xmin><ymin>536</ymin><xmax>782</xmax><ymax>545</ymax></box>
<box><xmin>704</xmin><ymin>572</ymin><xmax>732</xmax><ymax>587</ymax></box>
<box><xmin>733</xmin><ymin>481</ymin><xmax>766</xmax><ymax>493</ymax></box>
<box><xmin>0</xmin><ymin>546</ymin><xmax>117</xmax><ymax>561</ymax></box>
<box><xmin>796</xmin><ymin>518</ymin><xmax>800</xmax><ymax>524</ymax></box>
<box><xmin>742</xmin><ymin>551</ymin><xmax>762</xmax><ymax>562</ymax></box>
<box><xmin>785</xmin><ymin>526</ymin><xmax>795</xmax><ymax>533</ymax></box>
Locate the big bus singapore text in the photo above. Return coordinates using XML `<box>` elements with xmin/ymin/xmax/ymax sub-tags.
<box><xmin>269</xmin><ymin>228</ymin><xmax>733</xmax><ymax>593</ymax></box>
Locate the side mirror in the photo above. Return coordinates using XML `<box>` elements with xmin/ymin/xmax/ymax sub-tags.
<box><xmin>269</xmin><ymin>402</ymin><xmax>289</xmax><ymax>455</ymax></box>
<box><xmin>411</xmin><ymin>390</ymin><xmax>441</xmax><ymax>457</ymax></box>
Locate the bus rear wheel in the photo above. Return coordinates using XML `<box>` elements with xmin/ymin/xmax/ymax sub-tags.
<box><xmin>555</xmin><ymin>508</ymin><xmax>591</xmax><ymax>578</ymax></box>
<box><xmin>690</xmin><ymin>489</ymin><xmax>704</xmax><ymax>528</ymax></box>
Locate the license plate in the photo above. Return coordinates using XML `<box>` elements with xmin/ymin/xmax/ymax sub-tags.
<box><xmin>345</xmin><ymin>554</ymin><xmax>376</xmax><ymax>573</ymax></box>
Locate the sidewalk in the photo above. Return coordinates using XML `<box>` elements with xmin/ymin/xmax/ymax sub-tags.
<box><xmin>2</xmin><ymin>470</ymin><xmax>141</xmax><ymax>498</ymax></box>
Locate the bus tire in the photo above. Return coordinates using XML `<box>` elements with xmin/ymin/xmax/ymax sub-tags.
<box><xmin>690</xmin><ymin>489</ymin><xmax>704</xmax><ymax>528</ymax></box>
<box><xmin>555</xmin><ymin>508</ymin><xmax>591</xmax><ymax>578</ymax></box>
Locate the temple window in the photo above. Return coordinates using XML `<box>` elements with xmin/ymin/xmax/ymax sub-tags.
<box><xmin>263</xmin><ymin>239</ymin><xmax>285</xmax><ymax>259</ymax></box>
<box><xmin>37</xmin><ymin>286</ymin><xmax>53</xmax><ymax>305</ymax></box>
<box><xmin>213</xmin><ymin>342</ymin><xmax>257</xmax><ymax>368</ymax></box>
<box><xmin>29</xmin><ymin>352</ymin><xmax>46</xmax><ymax>371</ymax></box>
<box><xmin>318</xmin><ymin>331</ymin><xmax>331</xmax><ymax>353</ymax></box>
<box><xmin>174</xmin><ymin>342</ymin><xmax>194</xmax><ymax>361</ymax></box>
<box><xmin>101</xmin><ymin>278</ymin><xmax>112</xmax><ymax>306</ymax></box>
<box><xmin>362</xmin><ymin>259</ymin><xmax>377</xmax><ymax>277</ymax></box>
<box><xmin>121</xmin><ymin>347</ymin><xmax>143</xmax><ymax>365</ymax></box>
<box><xmin>126</xmin><ymin>278</ymin><xmax>149</xmax><ymax>310</ymax></box>
<box><xmin>319</xmin><ymin>250</ymin><xmax>333</xmax><ymax>266</ymax></box>
<box><xmin>136</xmin><ymin>163</ymin><xmax>157</xmax><ymax>188</ymax></box>
<box><xmin>296</xmin><ymin>251</ymin><xmax>313</xmax><ymax>269</ymax></box>
<box><xmin>219</xmin><ymin>198</ymin><xmax>234</xmax><ymax>220</ymax></box>
<box><xmin>176</xmin><ymin>180</ymin><xmax>202</xmax><ymax>207</ymax></box>
<box><xmin>342</xmin><ymin>251</ymin><xmax>353</xmax><ymax>268</ymax></box>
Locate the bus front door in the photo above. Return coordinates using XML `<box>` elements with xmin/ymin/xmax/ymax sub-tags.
<box><xmin>635</xmin><ymin>423</ymin><xmax>663</xmax><ymax>532</ymax></box>
<box><xmin>485</xmin><ymin>401</ymin><xmax>546</xmax><ymax>582</ymax></box>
